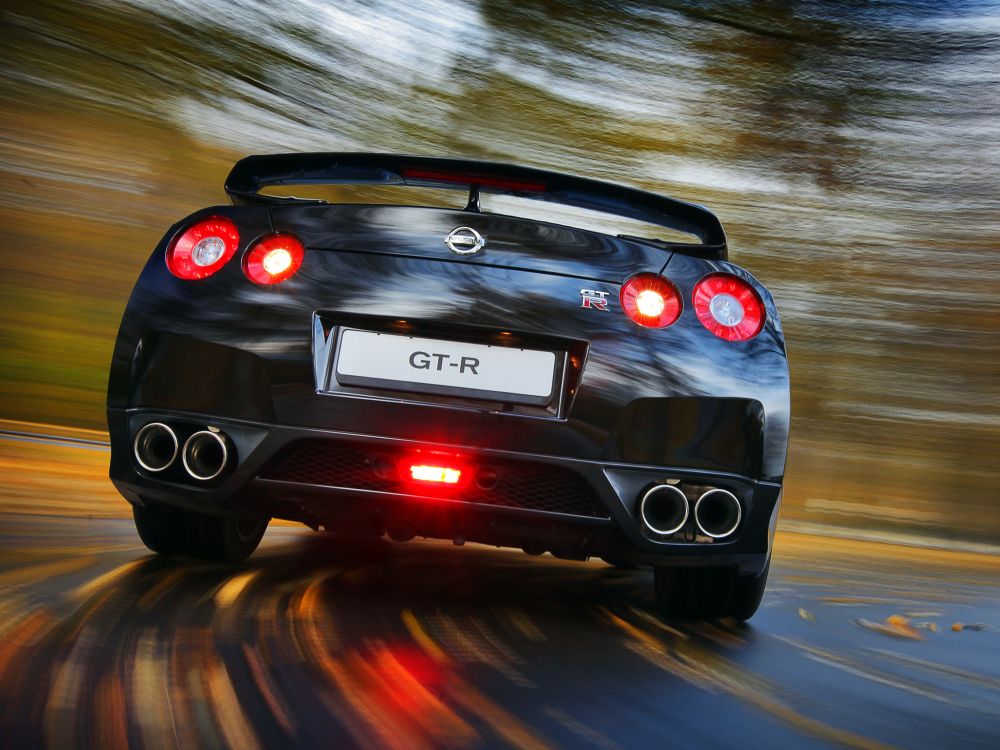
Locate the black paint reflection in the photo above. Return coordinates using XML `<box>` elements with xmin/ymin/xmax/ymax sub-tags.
<box><xmin>109</xmin><ymin>203</ymin><xmax>788</xmax><ymax>481</ymax></box>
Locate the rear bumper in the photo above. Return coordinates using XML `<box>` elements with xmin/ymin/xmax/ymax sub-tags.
<box><xmin>110</xmin><ymin>407</ymin><xmax>781</xmax><ymax>574</ymax></box>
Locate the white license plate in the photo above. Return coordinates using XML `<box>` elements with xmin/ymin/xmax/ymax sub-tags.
<box><xmin>335</xmin><ymin>329</ymin><xmax>557</xmax><ymax>405</ymax></box>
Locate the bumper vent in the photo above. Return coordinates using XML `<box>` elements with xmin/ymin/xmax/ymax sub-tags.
<box><xmin>260</xmin><ymin>440</ymin><xmax>608</xmax><ymax>519</ymax></box>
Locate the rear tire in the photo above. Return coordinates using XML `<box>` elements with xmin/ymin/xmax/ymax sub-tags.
<box><xmin>132</xmin><ymin>502</ymin><xmax>268</xmax><ymax>562</ymax></box>
<box><xmin>653</xmin><ymin>562</ymin><xmax>769</xmax><ymax>621</ymax></box>
<box><xmin>131</xmin><ymin>502</ymin><xmax>187</xmax><ymax>555</ymax></box>
<box><xmin>601</xmin><ymin>555</ymin><xmax>638</xmax><ymax>570</ymax></box>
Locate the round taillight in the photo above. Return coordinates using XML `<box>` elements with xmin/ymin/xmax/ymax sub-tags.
<box><xmin>620</xmin><ymin>274</ymin><xmax>682</xmax><ymax>328</ymax></box>
<box><xmin>243</xmin><ymin>233</ymin><xmax>305</xmax><ymax>285</ymax></box>
<box><xmin>692</xmin><ymin>273</ymin><xmax>765</xmax><ymax>341</ymax></box>
<box><xmin>166</xmin><ymin>217</ymin><xmax>240</xmax><ymax>280</ymax></box>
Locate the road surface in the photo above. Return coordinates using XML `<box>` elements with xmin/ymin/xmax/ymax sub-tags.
<box><xmin>0</xmin><ymin>429</ymin><xmax>997</xmax><ymax>749</ymax></box>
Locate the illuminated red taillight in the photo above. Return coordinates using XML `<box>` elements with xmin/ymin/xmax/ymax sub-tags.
<box><xmin>166</xmin><ymin>216</ymin><xmax>240</xmax><ymax>280</ymax></box>
<box><xmin>409</xmin><ymin>464</ymin><xmax>462</xmax><ymax>484</ymax></box>
<box><xmin>692</xmin><ymin>273</ymin><xmax>765</xmax><ymax>341</ymax></box>
<box><xmin>620</xmin><ymin>274</ymin><xmax>682</xmax><ymax>328</ymax></box>
<box><xmin>243</xmin><ymin>233</ymin><xmax>305</xmax><ymax>285</ymax></box>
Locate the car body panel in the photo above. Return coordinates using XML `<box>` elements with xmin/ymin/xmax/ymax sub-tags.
<box><xmin>108</xmin><ymin>158</ymin><xmax>789</xmax><ymax>576</ymax></box>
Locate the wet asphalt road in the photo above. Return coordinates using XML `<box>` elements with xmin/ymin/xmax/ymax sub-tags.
<box><xmin>0</xmin><ymin>429</ymin><xmax>999</xmax><ymax>748</ymax></box>
<box><xmin>1</xmin><ymin>510</ymin><xmax>998</xmax><ymax>749</ymax></box>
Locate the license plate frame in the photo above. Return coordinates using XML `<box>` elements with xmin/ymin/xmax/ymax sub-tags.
<box><xmin>333</xmin><ymin>329</ymin><xmax>559</xmax><ymax>406</ymax></box>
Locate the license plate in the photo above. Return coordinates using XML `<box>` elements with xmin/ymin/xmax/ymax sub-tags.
<box><xmin>334</xmin><ymin>329</ymin><xmax>557</xmax><ymax>405</ymax></box>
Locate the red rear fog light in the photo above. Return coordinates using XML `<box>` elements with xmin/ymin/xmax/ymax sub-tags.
<box><xmin>409</xmin><ymin>464</ymin><xmax>462</xmax><ymax>484</ymax></box>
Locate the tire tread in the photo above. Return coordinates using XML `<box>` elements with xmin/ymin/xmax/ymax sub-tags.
<box><xmin>132</xmin><ymin>502</ymin><xmax>266</xmax><ymax>562</ymax></box>
<box><xmin>654</xmin><ymin>563</ymin><xmax>768</xmax><ymax>621</ymax></box>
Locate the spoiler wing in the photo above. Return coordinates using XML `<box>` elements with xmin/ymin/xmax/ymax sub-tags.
<box><xmin>225</xmin><ymin>152</ymin><xmax>727</xmax><ymax>258</ymax></box>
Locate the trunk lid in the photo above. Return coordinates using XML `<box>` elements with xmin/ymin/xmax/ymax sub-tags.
<box><xmin>269</xmin><ymin>204</ymin><xmax>669</xmax><ymax>283</ymax></box>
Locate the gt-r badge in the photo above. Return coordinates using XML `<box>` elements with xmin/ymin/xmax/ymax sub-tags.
<box><xmin>445</xmin><ymin>227</ymin><xmax>485</xmax><ymax>255</ymax></box>
<box><xmin>580</xmin><ymin>289</ymin><xmax>610</xmax><ymax>311</ymax></box>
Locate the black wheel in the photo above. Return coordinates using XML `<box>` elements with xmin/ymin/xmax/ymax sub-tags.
<box><xmin>132</xmin><ymin>501</ymin><xmax>193</xmax><ymax>555</ymax></box>
<box><xmin>730</xmin><ymin>561</ymin><xmax>769</xmax><ymax>621</ymax></box>
<box><xmin>601</xmin><ymin>555</ymin><xmax>638</xmax><ymax>570</ymax></box>
<box><xmin>653</xmin><ymin>562</ymin><xmax>769</xmax><ymax>621</ymax></box>
<box><xmin>132</xmin><ymin>502</ymin><xmax>268</xmax><ymax>562</ymax></box>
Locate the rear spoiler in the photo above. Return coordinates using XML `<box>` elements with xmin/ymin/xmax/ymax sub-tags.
<box><xmin>225</xmin><ymin>153</ymin><xmax>727</xmax><ymax>259</ymax></box>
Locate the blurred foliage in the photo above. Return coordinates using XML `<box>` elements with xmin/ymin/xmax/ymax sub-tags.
<box><xmin>0</xmin><ymin>0</ymin><xmax>997</xmax><ymax>542</ymax></box>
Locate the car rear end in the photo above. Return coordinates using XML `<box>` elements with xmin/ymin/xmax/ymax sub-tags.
<box><xmin>108</xmin><ymin>154</ymin><xmax>789</xmax><ymax>616</ymax></box>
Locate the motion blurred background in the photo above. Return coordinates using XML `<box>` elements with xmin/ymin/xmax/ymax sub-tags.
<box><xmin>1</xmin><ymin>0</ymin><xmax>997</xmax><ymax>544</ymax></box>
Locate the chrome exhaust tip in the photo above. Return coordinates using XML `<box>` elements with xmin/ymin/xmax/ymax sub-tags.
<box><xmin>639</xmin><ymin>484</ymin><xmax>689</xmax><ymax>536</ymax></box>
<box><xmin>133</xmin><ymin>422</ymin><xmax>178</xmax><ymax>473</ymax></box>
<box><xmin>694</xmin><ymin>489</ymin><xmax>742</xmax><ymax>539</ymax></box>
<box><xmin>182</xmin><ymin>430</ymin><xmax>230</xmax><ymax>481</ymax></box>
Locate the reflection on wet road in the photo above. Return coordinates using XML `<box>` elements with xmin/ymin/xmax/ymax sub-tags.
<box><xmin>0</xmin><ymin>434</ymin><xmax>998</xmax><ymax>748</ymax></box>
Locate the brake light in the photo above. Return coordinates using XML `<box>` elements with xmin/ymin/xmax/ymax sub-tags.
<box><xmin>409</xmin><ymin>464</ymin><xmax>462</xmax><ymax>484</ymax></box>
<box><xmin>243</xmin><ymin>233</ymin><xmax>305</xmax><ymax>285</ymax></box>
<box><xmin>692</xmin><ymin>273</ymin><xmax>765</xmax><ymax>341</ymax></box>
<box><xmin>166</xmin><ymin>217</ymin><xmax>240</xmax><ymax>280</ymax></box>
<box><xmin>620</xmin><ymin>274</ymin><xmax>682</xmax><ymax>328</ymax></box>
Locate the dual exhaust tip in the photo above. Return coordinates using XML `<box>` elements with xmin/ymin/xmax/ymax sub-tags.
<box><xmin>639</xmin><ymin>484</ymin><xmax>741</xmax><ymax>539</ymax></box>
<box><xmin>133</xmin><ymin>422</ymin><xmax>230</xmax><ymax>481</ymax></box>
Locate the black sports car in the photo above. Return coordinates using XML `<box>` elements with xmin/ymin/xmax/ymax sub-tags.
<box><xmin>108</xmin><ymin>153</ymin><xmax>789</xmax><ymax>620</ymax></box>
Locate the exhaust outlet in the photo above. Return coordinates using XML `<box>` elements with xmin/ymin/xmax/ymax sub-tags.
<box><xmin>182</xmin><ymin>430</ymin><xmax>230</xmax><ymax>481</ymax></box>
<box><xmin>694</xmin><ymin>489</ymin><xmax>742</xmax><ymax>538</ymax></box>
<box><xmin>133</xmin><ymin>422</ymin><xmax>178</xmax><ymax>472</ymax></box>
<box><xmin>639</xmin><ymin>484</ymin><xmax>689</xmax><ymax>536</ymax></box>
